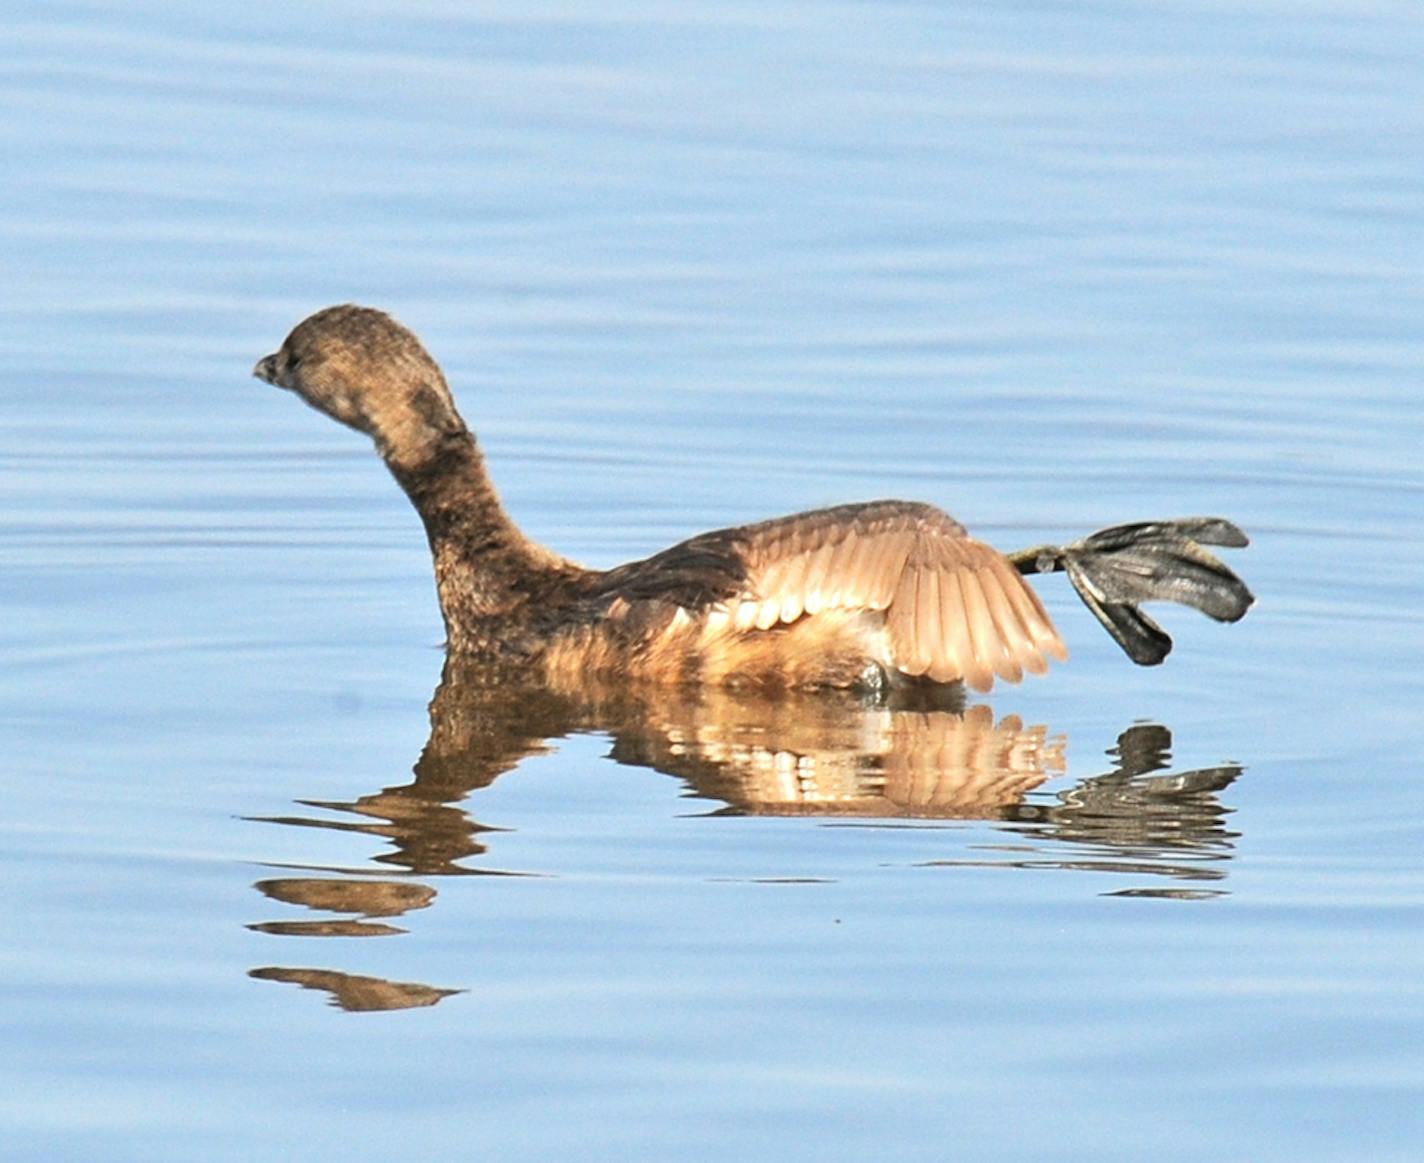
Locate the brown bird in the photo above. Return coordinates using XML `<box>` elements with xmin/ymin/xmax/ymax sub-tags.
<box><xmin>253</xmin><ymin>305</ymin><xmax>1253</xmax><ymax>693</ymax></box>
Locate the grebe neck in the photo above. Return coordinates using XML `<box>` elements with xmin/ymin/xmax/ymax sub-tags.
<box><xmin>387</xmin><ymin>432</ymin><xmax>582</xmax><ymax>644</ymax></box>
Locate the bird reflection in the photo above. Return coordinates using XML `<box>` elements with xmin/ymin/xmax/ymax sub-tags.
<box><xmin>246</xmin><ymin>878</ymin><xmax>435</xmax><ymax>937</ymax></box>
<box><xmin>247</xmin><ymin>966</ymin><xmax>462</xmax><ymax>1012</ymax></box>
<box><xmin>247</xmin><ymin>659</ymin><xmax>1243</xmax><ymax>1009</ymax></box>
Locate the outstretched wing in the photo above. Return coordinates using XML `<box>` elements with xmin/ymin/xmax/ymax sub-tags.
<box><xmin>732</xmin><ymin>501</ymin><xmax>1066</xmax><ymax>690</ymax></box>
<box><xmin>595</xmin><ymin>500</ymin><xmax>1066</xmax><ymax>691</ymax></box>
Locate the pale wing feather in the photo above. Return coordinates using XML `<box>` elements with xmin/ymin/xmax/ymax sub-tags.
<box><xmin>992</xmin><ymin>554</ymin><xmax>1067</xmax><ymax>659</ymax></box>
<box><xmin>872</xmin><ymin>534</ymin><xmax>907</xmax><ymax>602</ymax></box>
<box><xmin>957</xmin><ymin>563</ymin><xmax>1005</xmax><ymax>690</ymax></box>
<box><xmin>753</xmin><ymin>549</ymin><xmax>788</xmax><ymax>623</ymax></box>
<box><xmin>975</xmin><ymin>565</ymin><xmax>1030</xmax><ymax>682</ymax></box>
<box><xmin>801</xmin><ymin>542</ymin><xmax>836</xmax><ymax>614</ymax></box>
<box><xmin>938</xmin><ymin>569</ymin><xmax>975</xmax><ymax>686</ymax></box>
<box><xmin>912</xmin><ymin>568</ymin><xmax>937</xmax><ymax>677</ymax></box>
<box><xmin>775</xmin><ymin>547</ymin><xmax>807</xmax><ymax>623</ymax></box>
<box><xmin>987</xmin><ymin>559</ymin><xmax>1055</xmax><ymax>675</ymax></box>
<box><xmin>824</xmin><ymin>531</ymin><xmax>866</xmax><ymax>607</ymax></box>
<box><xmin>839</xmin><ymin>533</ymin><xmax>877</xmax><ymax>609</ymax></box>
<box><xmin>754</xmin><ymin>599</ymin><xmax>781</xmax><ymax>631</ymax></box>
<box><xmin>887</xmin><ymin>535</ymin><xmax>949</xmax><ymax>684</ymax></box>
<box><xmin>922</xmin><ymin>569</ymin><xmax>945</xmax><ymax>680</ymax></box>
<box><xmin>890</xmin><ymin>555</ymin><xmax>929</xmax><ymax>674</ymax></box>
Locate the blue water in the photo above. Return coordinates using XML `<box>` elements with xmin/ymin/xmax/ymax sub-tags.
<box><xmin>4</xmin><ymin>3</ymin><xmax>1424</xmax><ymax>1160</ymax></box>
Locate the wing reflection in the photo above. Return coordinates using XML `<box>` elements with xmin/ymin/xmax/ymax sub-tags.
<box><xmin>612</xmin><ymin>695</ymin><xmax>1064</xmax><ymax>817</ymax></box>
<box><xmin>247</xmin><ymin>659</ymin><xmax>1244</xmax><ymax>1005</ymax></box>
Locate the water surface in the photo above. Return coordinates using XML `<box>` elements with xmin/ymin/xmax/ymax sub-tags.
<box><xmin>4</xmin><ymin>2</ymin><xmax>1424</xmax><ymax>1160</ymax></box>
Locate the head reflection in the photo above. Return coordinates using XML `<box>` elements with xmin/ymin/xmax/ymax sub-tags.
<box><xmin>247</xmin><ymin>659</ymin><xmax>1244</xmax><ymax>1008</ymax></box>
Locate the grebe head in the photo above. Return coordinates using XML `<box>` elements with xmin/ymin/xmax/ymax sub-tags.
<box><xmin>254</xmin><ymin>304</ymin><xmax>465</xmax><ymax>464</ymax></box>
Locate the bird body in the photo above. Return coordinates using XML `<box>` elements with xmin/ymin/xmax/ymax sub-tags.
<box><xmin>537</xmin><ymin>499</ymin><xmax>1066</xmax><ymax>691</ymax></box>
<box><xmin>254</xmin><ymin>305</ymin><xmax>1251</xmax><ymax>692</ymax></box>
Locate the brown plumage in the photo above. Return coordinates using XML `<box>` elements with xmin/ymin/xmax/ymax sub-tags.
<box><xmin>253</xmin><ymin>304</ymin><xmax>1253</xmax><ymax>693</ymax></box>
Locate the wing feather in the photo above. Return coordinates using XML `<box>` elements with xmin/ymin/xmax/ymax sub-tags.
<box><xmin>801</xmin><ymin>542</ymin><xmax>836</xmax><ymax>614</ymax></box>
<box><xmin>976</xmin><ymin>565</ymin><xmax>1030</xmax><ymax>682</ymax></box>
<box><xmin>926</xmin><ymin>567</ymin><xmax>960</xmax><ymax>684</ymax></box>
<box><xmin>776</xmin><ymin>548</ymin><xmax>807</xmax><ymax>623</ymax></box>
<box><xmin>920</xmin><ymin>567</ymin><xmax>944</xmax><ymax>679</ymax></box>
<box><xmin>934</xmin><ymin>563</ymin><xmax>979</xmax><ymax>680</ymax></box>
<box><xmin>891</xmin><ymin>552</ymin><xmax>928</xmax><ymax>675</ymax></box>
<box><xmin>826</xmin><ymin>529</ymin><xmax>863</xmax><ymax>607</ymax></box>
<box><xmin>959</xmin><ymin>561</ymin><xmax>1016</xmax><ymax>691</ymax></box>
<box><xmin>874</xmin><ymin>531</ymin><xmax>914</xmax><ymax>608</ymax></box>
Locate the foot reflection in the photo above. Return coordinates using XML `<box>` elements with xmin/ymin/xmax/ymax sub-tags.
<box><xmin>247</xmin><ymin>660</ymin><xmax>1245</xmax><ymax>1006</ymax></box>
<box><xmin>920</xmin><ymin>723</ymin><xmax>1241</xmax><ymax>896</ymax></box>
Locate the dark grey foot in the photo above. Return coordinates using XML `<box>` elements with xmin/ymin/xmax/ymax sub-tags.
<box><xmin>1009</xmin><ymin>517</ymin><xmax>1255</xmax><ymax>666</ymax></box>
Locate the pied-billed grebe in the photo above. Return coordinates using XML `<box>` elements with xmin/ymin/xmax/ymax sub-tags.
<box><xmin>254</xmin><ymin>304</ymin><xmax>1253</xmax><ymax>692</ymax></box>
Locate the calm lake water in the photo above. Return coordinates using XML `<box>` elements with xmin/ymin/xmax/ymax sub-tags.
<box><xmin>5</xmin><ymin>2</ymin><xmax>1424</xmax><ymax>1160</ymax></box>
